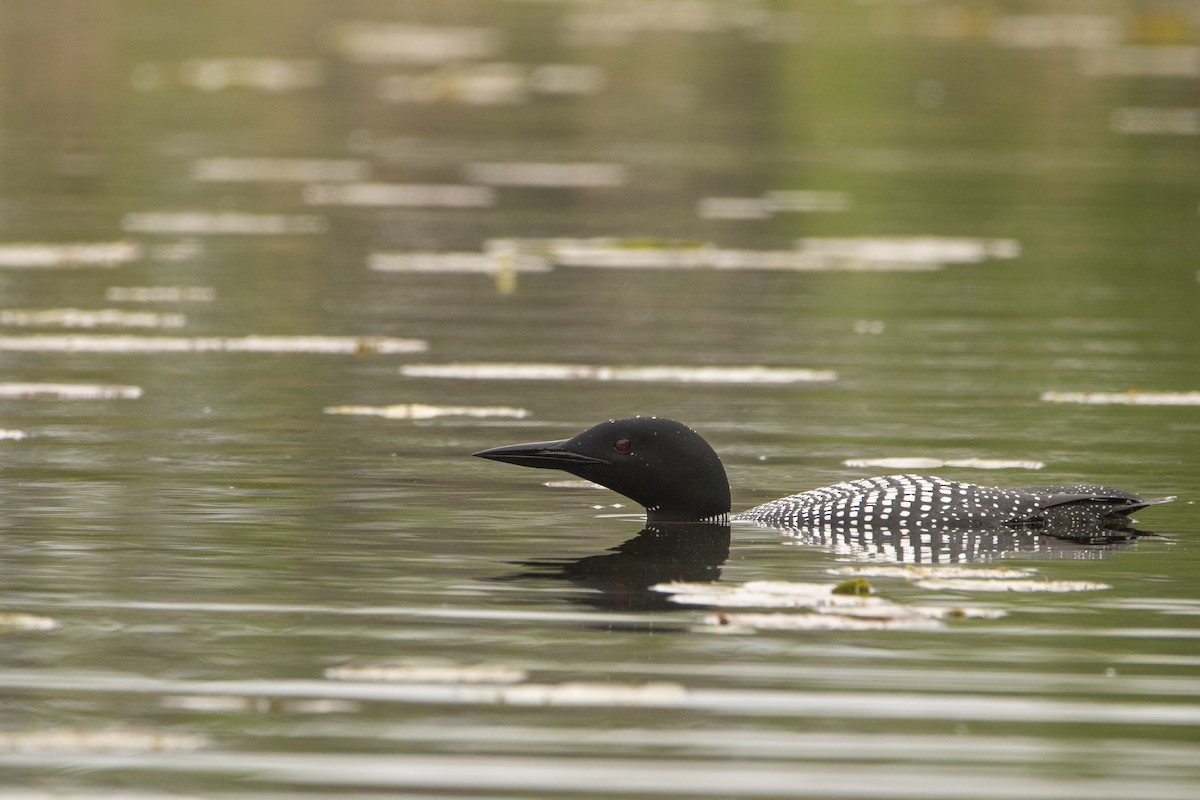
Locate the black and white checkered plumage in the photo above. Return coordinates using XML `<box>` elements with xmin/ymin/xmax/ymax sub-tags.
<box><xmin>734</xmin><ymin>474</ymin><xmax>1168</xmax><ymax>534</ymax></box>
<box><xmin>476</xmin><ymin>418</ymin><xmax>1174</xmax><ymax>537</ymax></box>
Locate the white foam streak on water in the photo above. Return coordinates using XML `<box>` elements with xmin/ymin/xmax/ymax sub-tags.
<box><xmin>543</xmin><ymin>479</ymin><xmax>606</xmax><ymax>489</ymax></box>
<box><xmin>915</xmin><ymin>578</ymin><xmax>1110</xmax><ymax>592</ymax></box>
<box><xmin>175</xmin><ymin>59</ymin><xmax>324</xmax><ymax>92</ymax></box>
<box><xmin>303</xmin><ymin>182</ymin><xmax>495</xmax><ymax>207</ymax></box>
<box><xmin>555</xmin><ymin>244</ymin><xmax>943</xmax><ymax>271</ymax></box>
<box><xmin>1109</xmin><ymin>107</ymin><xmax>1200</xmax><ymax>135</ymax></box>
<box><xmin>844</xmin><ymin>457</ymin><xmax>1046</xmax><ymax>470</ymax></box>
<box><xmin>696</xmin><ymin>197</ymin><xmax>773</xmax><ymax>220</ymax></box>
<box><xmin>368</xmin><ymin>252</ymin><xmax>551</xmax><ymax>273</ymax></box>
<box><xmin>399</xmin><ymin>362</ymin><xmax>837</xmax><ymax>384</ymax></box>
<box><xmin>323</xmin><ymin>403</ymin><xmax>529</xmax><ymax>420</ymax></box>
<box><xmin>796</xmin><ymin>236</ymin><xmax>1021</xmax><ymax>264</ymax></box>
<box><xmin>374</xmin><ymin>63</ymin><xmax>605</xmax><ymax>106</ymax></box>
<box><xmin>0</xmin><ymin>612</ymin><xmax>57</xmax><ymax>630</ymax></box>
<box><xmin>147</xmin><ymin>240</ymin><xmax>205</xmax><ymax>262</ymax></box>
<box><xmin>652</xmin><ymin>580</ymin><xmax>1005</xmax><ymax>630</ymax></box>
<box><xmin>698</xmin><ymin>191</ymin><xmax>851</xmax><ymax>219</ymax></box>
<box><xmin>656</xmin><ymin>579</ymin><xmax>882</xmax><ymax>609</ymax></box>
<box><xmin>1080</xmin><ymin>46</ymin><xmax>1200</xmax><ymax>77</ymax></box>
<box><xmin>527</xmin><ymin>64</ymin><xmax>608</xmax><ymax>95</ymax></box>
<box><xmin>192</xmin><ymin>157</ymin><xmax>370</xmax><ymax>182</ymax></box>
<box><xmin>325</xmin><ymin>664</ymin><xmax>528</xmax><ymax>684</ymax></box>
<box><xmin>0</xmin><ymin>308</ymin><xmax>187</xmax><ymax>329</ymax></box>
<box><xmin>767</xmin><ymin>190</ymin><xmax>853</xmax><ymax>212</ymax></box>
<box><xmin>701</xmin><ymin>611</ymin><xmax>945</xmax><ymax>631</ymax></box>
<box><xmin>0</xmin><ymin>335</ymin><xmax>426</xmax><ymax>355</ymax></box>
<box><xmin>376</xmin><ymin>65</ymin><xmax>529</xmax><ymax>105</ymax></box>
<box><xmin>561</xmin><ymin>2</ymin><xmax>803</xmax><ymax>43</ymax></box>
<box><xmin>829</xmin><ymin>565</ymin><xmax>1040</xmax><ymax>579</ymax></box>
<box><xmin>41</xmin><ymin>599</ymin><xmax>667</xmax><ymax>626</ymax></box>
<box><xmin>161</xmin><ymin>695</ymin><xmax>359</xmax><ymax>714</ymax></box>
<box><xmin>0</xmin><ymin>382</ymin><xmax>142</xmax><ymax>400</ymax></box>
<box><xmin>384</xmin><ymin>236</ymin><xmax>1019</xmax><ymax>272</ymax></box>
<box><xmin>462</xmin><ymin>161</ymin><xmax>627</xmax><ymax>187</ymax></box>
<box><xmin>121</xmin><ymin>212</ymin><xmax>327</xmax><ymax>235</ymax></box>
<box><xmin>1098</xmin><ymin>598</ymin><xmax>1200</xmax><ymax>615</ymax></box>
<box><xmin>0</xmin><ymin>241</ymin><xmax>142</xmax><ymax>268</ymax></box>
<box><xmin>0</xmin><ymin>728</ymin><xmax>205</xmax><ymax>754</ymax></box>
<box><xmin>991</xmin><ymin>14</ymin><xmax>1120</xmax><ymax>49</ymax></box>
<box><xmin>1041</xmin><ymin>390</ymin><xmax>1200</xmax><ymax>405</ymax></box>
<box><xmin>329</xmin><ymin>22</ymin><xmax>502</xmax><ymax>65</ymax></box>
<box><xmin>105</xmin><ymin>287</ymin><xmax>216</xmax><ymax>303</ymax></box>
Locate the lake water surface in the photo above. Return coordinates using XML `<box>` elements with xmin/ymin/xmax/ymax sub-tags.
<box><xmin>1</xmin><ymin>2</ymin><xmax>1198</xmax><ymax>797</ymax></box>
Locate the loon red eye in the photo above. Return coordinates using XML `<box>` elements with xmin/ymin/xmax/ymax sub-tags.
<box><xmin>614</xmin><ymin>438</ymin><xmax>632</xmax><ymax>454</ymax></box>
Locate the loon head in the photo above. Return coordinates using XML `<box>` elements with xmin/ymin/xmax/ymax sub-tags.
<box><xmin>473</xmin><ymin>416</ymin><xmax>731</xmax><ymax>523</ymax></box>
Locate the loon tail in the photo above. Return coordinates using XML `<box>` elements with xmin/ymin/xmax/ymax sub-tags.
<box><xmin>1003</xmin><ymin>490</ymin><xmax>1175</xmax><ymax>540</ymax></box>
<box><xmin>1105</xmin><ymin>495</ymin><xmax>1176</xmax><ymax>517</ymax></box>
<box><xmin>1032</xmin><ymin>490</ymin><xmax>1177</xmax><ymax>518</ymax></box>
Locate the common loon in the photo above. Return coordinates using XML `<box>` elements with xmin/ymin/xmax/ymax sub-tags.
<box><xmin>473</xmin><ymin>417</ymin><xmax>1174</xmax><ymax>533</ymax></box>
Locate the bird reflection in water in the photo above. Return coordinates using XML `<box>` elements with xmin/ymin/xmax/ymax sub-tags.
<box><xmin>511</xmin><ymin>522</ymin><xmax>730</xmax><ymax>612</ymax></box>
<box><xmin>506</xmin><ymin>517</ymin><xmax>1155</xmax><ymax>612</ymax></box>
<box><xmin>770</xmin><ymin>517</ymin><xmax>1156</xmax><ymax>564</ymax></box>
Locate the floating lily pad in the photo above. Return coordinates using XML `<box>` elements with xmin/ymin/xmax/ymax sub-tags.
<box><xmin>832</xmin><ymin>578</ymin><xmax>873</xmax><ymax>596</ymax></box>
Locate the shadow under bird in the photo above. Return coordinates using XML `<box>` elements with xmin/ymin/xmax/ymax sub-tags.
<box><xmin>473</xmin><ymin>416</ymin><xmax>1174</xmax><ymax>540</ymax></box>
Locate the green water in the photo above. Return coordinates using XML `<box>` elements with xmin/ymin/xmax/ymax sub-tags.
<box><xmin>0</xmin><ymin>1</ymin><xmax>1197</xmax><ymax>797</ymax></box>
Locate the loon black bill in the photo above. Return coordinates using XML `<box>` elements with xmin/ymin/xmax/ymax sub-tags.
<box><xmin>472</xmin><ymin>439</ymin><xmax>610</xmax><ymax>470</ymax></box>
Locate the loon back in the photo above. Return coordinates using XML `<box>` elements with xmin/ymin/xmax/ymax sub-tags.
<box><xmin>474</xmin><ymin>417</ymin><xmax>1175</xmax><ymax>531</ymax></box>
<box><xmin>735</xmin><ymin>474</ymin><xmax>1175</xmax><ymax>533</ymax></box>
